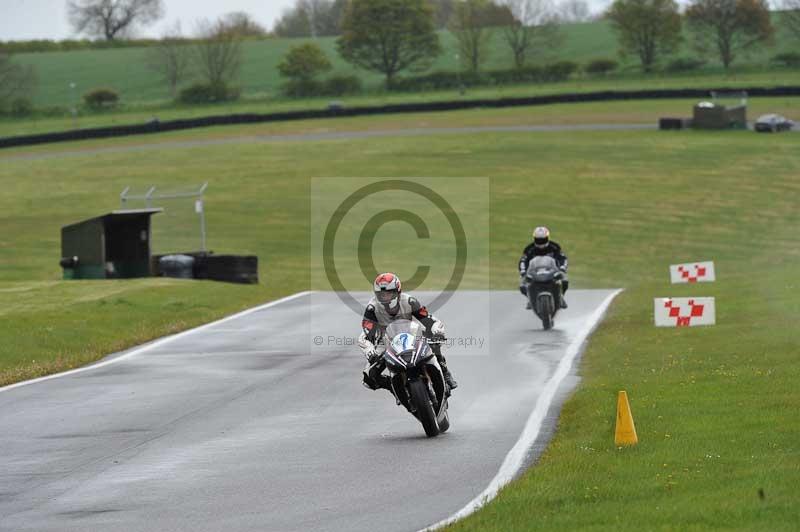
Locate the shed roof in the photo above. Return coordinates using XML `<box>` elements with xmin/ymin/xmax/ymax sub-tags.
<box><xmin>62</xmin><ymin>209</ymin><xmax>163</xmax><ymax>231</ymax></box>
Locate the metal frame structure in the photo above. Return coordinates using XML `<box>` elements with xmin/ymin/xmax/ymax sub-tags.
<box><xmin>711</xmin><ymin>91</ymin><xmax>748</xmax><ymax>107</ymax></box>
<box><xmin>120</xmin><ymin>183</ymin><xmax>209</xmax><ymax>251</ymax></box>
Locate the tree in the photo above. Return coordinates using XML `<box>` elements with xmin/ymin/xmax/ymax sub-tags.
<box><xmin>194</xmin><ymin>19</ymin><xmax>243</xmax><ymax>87</ymax></box>
<box><xmin>145</xmin><ymin>23</ymin><xmax>191</xmax><ymax>98</ymax></box>
<box><xmin>273</xmin><ymin>6</ymin><xmax>311</xmax><ymax>37</ymax></box>
<box><xmin>686</xmin><ymin>0</ymin><xmax>774</xmax><ymax>70</ymax></box>
<box><xmin>273</xmin><ymin>0</ymin><xmax>347</xmax><ymax>37</ymax></box>
<box><xmin>219</xmin><ymin>12</ymin><xmax>268</xmax><ymax>38</ymax></box>
<box><xmin>302</xmin><ymin>0</ymin><xmax>348</xmax><ymax>36</ymax></box>
<box><xmin>558</xmin><ymin>0</ymin><xmax>591</xmax><ymax>22</ymax></box>
<box><xmin>67</xmin><ymin>0</ymin><xmax>163</xmax><ymax>41</ymax></box>
<box><xmin>783</xmin><ymin>0</ymin><xmax>800</xmax><ymax>41</ymax></box>
<box><xmin>278</xmin><ymin>43</ymin><xmax>332</xmax><ymax>81</ymax></box>
<box><xmin>337</xmin><ymin>0</ymin><xmax>441</xmax><ymax>86</ymax></box>
<box><xmin>451</xmin><ymin>0</ymin><xmax>512</xmax><ymax>73</ymax></box>
<box><xmin>429</xmin><ymin>0</ymin><xmax>456</xmax><ymax>28</ymax></box>
<box><xmin>501</xmin><ymin>0</ymin><xmax>563</xmax><ymax>69</ymax></box>
<box><xmin>0</xmin><ymin>53</ymin><xmax>36</xmax><ymax>110</ymax></box>
<box><xmin>314</xmin><ymin>0</ymin><xmax>348</xmax><ymax>36</ymax></box>
<box><xmin>606</xmin><ymin>0</ymin><xmax>682</xmax><ymax>73</ymax></box>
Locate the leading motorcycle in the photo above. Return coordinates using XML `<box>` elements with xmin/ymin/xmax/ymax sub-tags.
<box><xmin>380</xmin><ymin>320</ymin><xmax>451</xmax><ymax>437</ymax></box>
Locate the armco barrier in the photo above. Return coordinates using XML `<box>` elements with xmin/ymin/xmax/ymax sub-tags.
<box><xmin>3</xmin><ymin>86</ymin><xmax>799</xmax><ymax>149</ymax></box>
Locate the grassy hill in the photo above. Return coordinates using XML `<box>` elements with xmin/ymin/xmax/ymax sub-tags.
<box><xmin>14</xmin><ymin>19</ymin><xmax>798</xmax><ymax>108</ymax></box>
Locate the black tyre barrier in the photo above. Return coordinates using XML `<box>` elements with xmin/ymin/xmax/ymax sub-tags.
<box><xmin>3</xmin><ymin>86</ymin><xmax>800</xmax><ymax>149</ymax></box>
<box><xmin>659</xmin><ymin>117</ymin><xmax>693</xmax><ymax>130</ymax></box>
<box><xmin>159</xmin><ymin>254</ymin><xmax>195</xmax><ymax>279</ymax></box>
<box><xmin>195</xmin><ymin>255</ymin><xmax>259</xmax><ymax>285</ymax></box>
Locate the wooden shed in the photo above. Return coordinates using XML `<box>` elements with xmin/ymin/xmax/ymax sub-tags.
<box><xmin>60</xmin><ymin>209</ymin><xmax>162</xmax><ymax>279</ymax></box>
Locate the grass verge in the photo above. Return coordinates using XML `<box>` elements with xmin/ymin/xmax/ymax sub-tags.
<box><xmin>448</xmin><ymin>265</ymin><xmax>800</xmax><ymax>530</ymax></box>
<box><xmin>0</xmin><ymin>279</ymin><xmax>287</xmax><ymax>386</ymax></box>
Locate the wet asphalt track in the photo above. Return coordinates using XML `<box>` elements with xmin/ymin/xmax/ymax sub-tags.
<box><xmin>0</xmin><ymin>290</ymin><xmax>617</xmax><ymax>532</ymax></box>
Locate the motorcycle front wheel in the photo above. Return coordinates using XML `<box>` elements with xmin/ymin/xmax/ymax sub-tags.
<box><xmin>538</xmin><ymin>295</ymin><xmax>555</xmax><ymax>330</ymax></box>
<box><xmin>438</xmin><ymin>408</ymin><xmax>450</xmax><ymax>433</ymax></box>
<box><xmin>409</xmin><ymin>379</ymin><xmax>440</xmax><ymax>437</ymax></box>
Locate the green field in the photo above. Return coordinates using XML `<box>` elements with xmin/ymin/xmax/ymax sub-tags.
<box><xmin>10</xmin><ymin>19</ymin><xmax>799</xmax><ymax>109</ymax></box>
<box><xmin>13</xmin><ymin>21</ymin><xmax>625</xmax><ymax>106</ymax></box>
<box><xmin>1</xmin><ymin>102</ymin><xmax>799</xmax><ymax>527</ymax></box>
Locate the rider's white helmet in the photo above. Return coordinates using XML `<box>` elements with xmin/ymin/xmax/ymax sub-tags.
<box><xmin>533</xmin><ymin>226</ymin><xmax>550</xmax><ymax>249</ymax></box>
<box><xmin>374</xmin><ymin>272</ymin><xmax>401</xmax><ymax>310</ymax></box>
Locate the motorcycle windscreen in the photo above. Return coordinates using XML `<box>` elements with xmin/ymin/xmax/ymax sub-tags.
<box><xmin>390</xmin><ymin>332</ymin><xmax>416</xmax><ymax>354</ymax></box>
<box><xmin>386</xmin><ymin>319</ymin><xmax>423</xmax><ymax>344</ymax></box>
<box><xmin>528</xmin><ymin>255</ymin><xmax>558</xmax><ymax>272</ymax></box>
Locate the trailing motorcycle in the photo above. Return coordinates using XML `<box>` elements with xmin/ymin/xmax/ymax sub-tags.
<box><xmin>524</xmin><ymin>255</ymin><xmax>564</xmax><ymax>330</ymax></box>
<box><xmin>381</xmin><ymin>320</ymin><xmax>451</xmax><ymax>437</ymax></box>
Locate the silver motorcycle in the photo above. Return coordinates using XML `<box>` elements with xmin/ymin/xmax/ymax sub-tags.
<box><xmin>524</xmin><ymin>255</ymin><xmax>565</xmax><ymax>330</ymax></box>
<box><xmin>381</xmin><ymin>320</ymin><xmax>451</xmax><ymax>437</ymax></box>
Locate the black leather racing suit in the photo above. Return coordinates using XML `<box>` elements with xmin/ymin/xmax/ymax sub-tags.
<box><xmin>518</xmin><ymin>240</ymin><xmax>569</xmax><ymax>295</ymax></box>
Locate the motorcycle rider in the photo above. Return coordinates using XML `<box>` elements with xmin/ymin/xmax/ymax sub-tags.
<box><xmin>358</xmin><ymin>272</ymin><xmax>458</xmax><ymax>392</ymax></box>
<box><xmin>519</xmin><ymin>226</ymin><xmax>569</xmax><ymax>309</ymax></box>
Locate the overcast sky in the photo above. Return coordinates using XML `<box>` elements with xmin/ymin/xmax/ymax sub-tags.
<box><xmin>0</xmin><ymin>0</ymin><xmax>300</xmax><ymax>41</ymax></box>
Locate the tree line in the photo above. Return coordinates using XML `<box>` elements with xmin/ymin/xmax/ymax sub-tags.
<box><xmin>607</xmin><ymin>0</ymin><xmax>783</xmax><ymax>72</ymax></box>
<box><xmin>2</xmin><ymin>0</ymin><xmax>800</xmax><ymax>114</ymax></box>
<box><xmin>273</xmin><ymin>0</ymin><xmax>591</xmax><ymax>38</ymax></box>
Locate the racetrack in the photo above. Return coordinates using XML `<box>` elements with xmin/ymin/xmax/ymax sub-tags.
<box><xmin>3</xmin><ymin>122</ymin><xmax>794</xmax><ymax>162</ymax></box>
<box><xmin>0</xmin><ymin>290</ymin><xmax>618</xmax><ymax>532</ymax></box>
<box><xmin>1</xmin><ymin>124</ymin><xmax>654</xmax><ymax>161</ymax></box>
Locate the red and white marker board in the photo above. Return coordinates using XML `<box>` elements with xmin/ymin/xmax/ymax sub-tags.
<box><xmin>670</xmin><ymin>261</ymin><xmax>716</xmax><ymax>284</ymax></box>
<box><xmin>654</xmin><ymin>297</ymin><xmax>716</xmax><ymax>327</ymax></box>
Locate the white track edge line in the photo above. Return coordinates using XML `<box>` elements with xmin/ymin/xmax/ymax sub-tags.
<box><xmin>0</xmin><ymin>291</ymin><xmax>312</xmax><ymax>394</ymax></box>
<box><xmin>422</xmin><ymin>288</ymin><xmax>624</xmax><ymax>531</ymax></box>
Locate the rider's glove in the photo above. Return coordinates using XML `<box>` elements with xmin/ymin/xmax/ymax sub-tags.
<box><xmin>431</xmin><ymin>321</ymin><xmax>446</xmax><ymax>338</ymax></box>
<box><xmin>367</xmin><ymin>350</ymin><xmax>382</xmax><ymax>364</ymax></box>
<box><xmin>359</xmin><ymin>332</ymin><xmax>378</xmax><ymax>362</ymax></box>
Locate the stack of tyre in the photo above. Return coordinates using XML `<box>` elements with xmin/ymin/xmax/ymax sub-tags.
<box><xmin>195</xmin><ymin>255</ymin><xmax>259</xmax><ymax>284</ymax></box>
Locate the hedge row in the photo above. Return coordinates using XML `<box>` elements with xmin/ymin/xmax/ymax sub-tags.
<box><xmin>0</xmin><ymin>36</ymin><xmax>271</xmax><ymax>54</ymax></box>
<box><xmin>0</xmin><ymin>39</ymin><xmax>164</xmax><ymax>54</ymax></box>
<box><xmin>390</xmin><ymin>62</ymin><xmax>580</xmax><ymax>92</ymax></box>
<box><xmin>283</xmin><ymin>75</ymin><xmax>363</xmax><ymax>97</ymax></box>
<box><xmin>178</xmin><ymin>83</ymin><xmax>242</xmax><ymax>104</ymax></box>
<box><xmin>2</xmin><ymin>86</ymin><xmax>799</xmax><ymax>149</ymax></box>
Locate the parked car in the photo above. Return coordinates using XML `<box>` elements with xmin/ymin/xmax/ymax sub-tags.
<box><xmin>754</xmin><ymin>114</ymin><xmax>794</xmax><ymax>133</ymax></box>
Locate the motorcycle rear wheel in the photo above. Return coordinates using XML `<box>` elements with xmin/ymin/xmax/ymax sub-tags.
<box><xmin>409</xmin><ymin>379</ymin><xmax>440</xmax><ymax>437</ymax></box>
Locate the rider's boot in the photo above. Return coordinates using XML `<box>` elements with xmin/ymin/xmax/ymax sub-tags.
<box><xmin>441</xmin><ymin>364</ymin><xmax>458</xmax><ymax>390</ymax></box>
<box><xmin>525</xmin><ymin>300</ymin><xmax>532</xmax><ymax>310</ymax></box>
<box><xmin>560</xmin><ymin>297</ymin><xmax>568</xmax><ymax>309</ymax></box>
<box><xmin>432</xmin><ymin>344</ymin><xmax>458</xmax><ymax>390</ymax></box>
<box><xmin>363</xmin><ymin>363</ymin><xmax>393</xmax><ymax>393</ymax></box>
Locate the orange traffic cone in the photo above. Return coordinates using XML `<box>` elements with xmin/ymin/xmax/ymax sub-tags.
<box><xmin>615</xmin><ymin>390</ymin><xmax>638</xmax><ymax>446</ymax></box>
